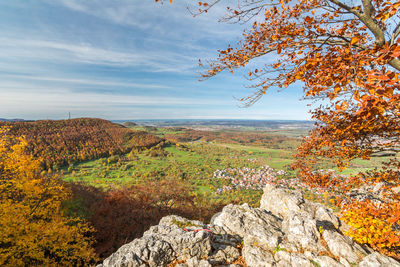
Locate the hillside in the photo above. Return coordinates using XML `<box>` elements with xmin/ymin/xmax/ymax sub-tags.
<box><xmin>99</xmin><ymin>185</ymin><xmax>400</xmax><ymax>267</ymax></box>
<box><xmin>0</xmin><ymin>118</ymin><xmax>161</xmax><ymax>169</ymax></box>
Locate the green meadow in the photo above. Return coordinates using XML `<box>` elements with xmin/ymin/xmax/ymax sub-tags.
<box><xmin>61</xmin><ymin>126</ymin><xmax>394</xmax><ymax>207</ymax></box>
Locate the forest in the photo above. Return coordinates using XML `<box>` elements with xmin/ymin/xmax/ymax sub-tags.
<box><xmin>0</xmin><ymin>118</ymin><xmax>162</xmax><ymax>169</ymax></box>
<box><xmin>1</xmin><ymin>118</ymin><xmax>397</xmax><ymax>264</ymax></box>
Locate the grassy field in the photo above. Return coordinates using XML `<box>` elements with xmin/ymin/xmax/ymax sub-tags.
<box><xmin>62</xmin><ymin>142</ymin><xmax>264</xmax><ymax>188</ymax></box>
<box><xmin>61</xmin><ymin>126</ymin><xmax>395</xmax><ymax>205</ymax></box>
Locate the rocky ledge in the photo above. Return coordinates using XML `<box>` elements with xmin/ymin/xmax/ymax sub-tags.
<box><xmin>98</xmin><ymin>184</ymin><xmax>400</xmax><ymax>267</ymax></box>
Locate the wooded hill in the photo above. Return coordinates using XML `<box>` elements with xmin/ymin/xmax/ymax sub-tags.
<box><xmin>0</xmin><ymin>118</ymin><xmax>162</xmax><ymax>169</ymax></box>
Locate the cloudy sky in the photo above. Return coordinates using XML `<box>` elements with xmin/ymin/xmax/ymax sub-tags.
<box><xmin>0</xmin><ymin>0</ymin><xmax>310</xmax><ymax>120</ymax></box>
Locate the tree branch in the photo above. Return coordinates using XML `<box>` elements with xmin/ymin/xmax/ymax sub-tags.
<box><xmin>328</xmin><ymin>0</ymin><xmax>386</xmax><ymax>46</ymax></box>
<box><xmin>390</xmin><ymin>22</ymin><xmax>400</xmax><ymax>45</ymax></box>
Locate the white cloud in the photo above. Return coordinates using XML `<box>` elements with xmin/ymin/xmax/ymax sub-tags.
<box><xmin>0</xmin><ymin>74</ymin><xmax>170</xmax><ymax>89</ymax></box>
<box><xmin>0</xmin><ymin>87</ymin><xmax>228</xmax><ymax>108</ymax></box>
<box><xmin>0</xmin><ymin>37</ymin><xmax>198</xmax><ymax>72</ymax></box>
<box><xmin>55</xmin><ymin>0</ymin><xmax>242</xmax><ymax>41</ymax></box>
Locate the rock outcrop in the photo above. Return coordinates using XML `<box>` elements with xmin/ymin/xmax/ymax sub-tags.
<box><xmin>98</xmin><ymin>185</ymin><xmax>400</xmax><ymax>267</ymax></box>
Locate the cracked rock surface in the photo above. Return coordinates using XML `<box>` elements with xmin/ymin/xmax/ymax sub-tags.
<box><xmin>98</xmin><ymin>185</ymin><xmax>400</xmax><ymax>267</ymax></box>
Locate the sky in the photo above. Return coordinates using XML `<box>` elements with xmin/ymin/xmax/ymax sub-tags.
<box><xmin>0</xmin><ymin>0</ymin><xmax>310</xmax><ymax>120</ymax></box>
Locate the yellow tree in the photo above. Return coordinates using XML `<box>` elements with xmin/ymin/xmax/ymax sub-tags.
<box><xmin>0</xmin><ymin>127</ymin><xmax>96</xmax><ymax>265</ymax></box>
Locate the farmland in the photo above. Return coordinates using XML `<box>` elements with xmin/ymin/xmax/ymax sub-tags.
<box><xmin>62</xmin><ymin>122</ymin><xmax>391</xmax><ymax>208</ymax></box>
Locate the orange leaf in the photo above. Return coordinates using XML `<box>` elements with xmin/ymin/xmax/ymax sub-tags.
<box><xmin>350</xmin><ymin>37</ymin><xmax>359</xmax><ymax>45</ymax></box>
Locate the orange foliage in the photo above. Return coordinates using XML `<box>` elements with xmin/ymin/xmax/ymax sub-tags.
<box><xmin>342</xmin><ymin>200</ymin><xmax>400</xmax><ymax>258</ymax></box>
<box><xmin>69</xmin><ymin>180</ymin><xmax>226</xmax><ymax>259</ymax></box>
<box><xmin>165</xmin><ymin>0</ymin><xmax>400</xmax><ymax>258</ymax></box>
<box><xmin>0</xmin><ymin>118</ymin><xmax>162</xmax><ymax>169</ymax></box>
<box><xmin>0</xmin><ymin>127</ymin><xmax>96</xmax><ymax>265</ymax></box>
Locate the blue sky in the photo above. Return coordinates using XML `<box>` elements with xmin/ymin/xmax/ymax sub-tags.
<box><xmin>0</xmin><ymin>0</ymin><xmax>310</xmax><ymax>120</ymax></box>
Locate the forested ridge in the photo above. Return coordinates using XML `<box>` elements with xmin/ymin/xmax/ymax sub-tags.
<box><xmin>164</xmin><ymin>129</ymin><xmax>298</xmax><ymax>148</ymax></box>
<box><xmin>0</xmin><ymin>118</ymin><xmax>162</xmax><ymax>169</ymax></box>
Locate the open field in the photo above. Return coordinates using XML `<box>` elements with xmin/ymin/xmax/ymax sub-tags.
<box><xmin>62</xmin><ymin>124</ymin><xmax>394</xmax><ymax>204</ymax></box>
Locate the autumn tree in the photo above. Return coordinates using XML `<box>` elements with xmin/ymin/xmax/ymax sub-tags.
<box><xmin>160</xmin><ymin>0</ymin><xmax>400</xmax><ymax>258</ymax></box>
<box><xmin>0</xmin><ymin>127</ymin><xmax>96</xmax><ymax>265</ymax></box>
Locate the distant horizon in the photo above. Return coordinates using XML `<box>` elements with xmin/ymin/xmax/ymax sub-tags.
<box><xmin>0</xmin><ymin>117</ymin><xmax>314</xmax><ymax>122</ymax></box>
<box><xmin>113</xmin><ymin>118</ymin><xmax>314</xmax><ymax>122</ymax></box>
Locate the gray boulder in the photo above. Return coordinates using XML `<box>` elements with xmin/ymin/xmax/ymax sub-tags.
<box><xmin>274</xmin><ymin>250</ymin><xmax>314</xmax><ymax>267</ymax></box>
<box><xmin>101</xmin><ymin>235</ymin><xmax>173</xmax><ymax>267</ymax></box>
<box><xmin>208</xmin><ymin>244</ymin><xmax>240</xmax><ymax>265</ymax></box>
<box><xmin>312</xmin><ymin>256</ymin><xmax>345</xmax><ymax>267</ymax></box>
<box><xmin>212</xmin><ymin>203</ymin><xmax>283</xmax><ymax>250</ymax></box>
<box><xmin>260</xmin><ymin>184</ymin><xmax>304</xmax><ymax>218</ymax></box>
<box><xmin>322</xmin><ymin>229</ymin><xmax>367</xmax><ymax>264</ymax></box>
<box><xmin>100</xmin><ymin>216</ymin><xmax>212</xmax><ymax>267</ymax></box>
<box><xmin>242</xmin><ymin>239</ymin><xmax>275</xmax><ymax>267</ymax></box>
<box><xmin>186</xmin><ymin>258</ymin><xmax>212</xmax><ymax>267</ymax></box>
<box><xmin>281</xmin><ymin>211</ymin><xmax>324</xmax><ymax>252</ymax></box>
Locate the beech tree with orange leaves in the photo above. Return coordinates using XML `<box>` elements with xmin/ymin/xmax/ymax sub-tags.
<box><xmin>159</xmin><ymin>0</ymin><xmax>400</xmax><ymax>258</ymax></box>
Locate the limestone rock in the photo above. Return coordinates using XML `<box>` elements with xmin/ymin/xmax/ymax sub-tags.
<box><xmin>262</xmin><ymin>185</ymin><xmax>341</xmax><ymax>230</ymax></box>
<box><xmin>322</xmin><ymin>229</ymin><xmax>367</xmax><ymax>264</ymax></box>
<box><xmin>313</xmin><ymin>203</ymin><xmax>340</xmax><ymax>229</ymax></box>
<box><xmin>101</xmin><ymin>235</ymin><xmax>173</xmax><ymax>267</ymax></box>
<box><xmin>359</xmin><ymin>252</ymin><xmax>400</xmax><ymax>267</ymax></box>
<box><xmin>281</xmin><ymin>211</ymin><xmax>324</xmax><ymax>252</ymax></box>
<box><xmin>101</xmin><ymin>216</ymin><xmax>212</xmax><ymax>267</ymax></box>
<box><xmin>186</xmin><ymin>258</ymin><xmax>211</xmax><ymax>267</ymax></box>
<box><xmin>208</xmin><ymin>244</ymin><xmax>240</xmax><ymax>265</ymax></box>
<box><xmin>312</xmin><ymin>256</ymin><xmax>345</xmax><ymax>267</ymax></box>
<box><xmin>158</xmin><ymin>215</ymin><xmax>204</xmax><ymax>229</ymax></box>
<box><xmin>274</xmin><ymin>250</ymin><xmax>314</xmax><ymax>267</ymax></box>
<box><xmin>260</xmin><ymin>184</ymin><xmax>304</xmax><ymax>218</ymax></box>
<box><xmin>144</xmin><ymin>226</ymin><xmax>212</xmax><ymax>260</ymax></box>
<box><xmin>213</xmin><ymin>203</ymin><xmax>283</xmax><ymax>250</ymax></box>
<box><xmin>242</xmin><ymin>239</ymin><xmax>275</xmax><ymax>267</ymax></box>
